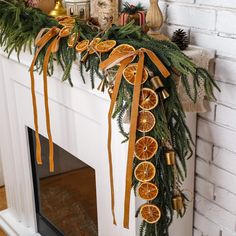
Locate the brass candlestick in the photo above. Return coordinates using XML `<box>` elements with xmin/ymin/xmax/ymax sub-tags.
<box><xmin>49</xmin><ymin>0</ymin><xmax>67</xmax><ymax>17</ymax></box>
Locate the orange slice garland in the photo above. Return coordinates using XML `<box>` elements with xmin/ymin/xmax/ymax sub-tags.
<box><xmin>140</xmin><ymin>88</ymin><xmax>159</xmax><ymax>111</ymax></box>
<box><xmin>123</xmin><ymin>63</ymin><xmax>148</xmax><ymax>85</ymax></box>
<box><xmin>134</xmin><ymin>161</ymin><xmax>156</xmax><ymax>182</ymax></box>
<box><xmin>137</xmin><ymin>111</ymin><xmax>156</xmax><ymax>133</ymax></box>
<box><xmin>76</xmin><ymin>39</ymin><xmax>90</xmax><ymax>53</ymax></box>
<box><xmin>138</xmin><ymin>182</ymin><xmax>159</xmax><ymax>201</ymax></box>
<box><xmin>140</xmin><ymin>204</ymin><xmax>161</xmax><ymax>224</ymax></box>
<box><xmin>135</xmin><ymin>136</ymin><xmax>158</xmax><ymax>161</ymax></box>
<box><xmin>95</xmin><ymin>40</ymin><xmax>117</xmax><ymax>53</ymax></box>
<box><xmin>88</xmin><ymin>38</ymin><xmax>101</xmax><ymax>54</ymax></box>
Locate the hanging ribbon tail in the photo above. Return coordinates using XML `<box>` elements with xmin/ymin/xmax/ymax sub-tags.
<box><xmin>29</xmin><ymin>27</ymin><xmax>59</xmax><ymax>165</ymax></box>
<box><xmin>123</xmin><ymin>52</ymin><xmax>144</xmax><ymax>229</ymax></box>
<box><xmin>145</xmin><ymin>49</ymin><xmax>170</xmax><ymax>78</ymax></box>
<box><xmin>99</xmin><ymin>53</ymin><xmax>136</xmax><ymax>226</ymax></box>
<box><xmin>43</xmin><ymin>40</ymin><xmax>58</xmax><ymax>172</ymax></box>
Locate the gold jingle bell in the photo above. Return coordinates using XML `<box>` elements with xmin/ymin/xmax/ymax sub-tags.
<box><xmin>161</xmin><ymin>89</ymin><xmax>170</xmax><ymax>100</ymax></box>
<box><xmin>49</xmin><ymin>0</ymin><xmax>67</xmax><ymax>18</ymax></box>
<box><xmin>150</xmin><ymin>76</ymin><xmax>164</xmax><ymax>90</ymax></box>
<box><xmin>97</xmin><ymin>79</ymin><xmax>106</xmax><ymax>92</ymax></box>
<box><xmin>165</xmin><ymin>150</ymin><xmax>176</xmax><ymax>165</ymax></box>
<box><xmin>172</xmin><ymin>195</ymin><xmax>184</xmax><ymax>211</ymax></box>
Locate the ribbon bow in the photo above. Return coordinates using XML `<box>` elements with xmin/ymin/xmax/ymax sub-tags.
<box><xmin>100</xmin><ymin>48</ymin><xmax>170</xmax><ymax>228</ymax></box>
<box><xmin>30</xmin><ymin>25</ymin><xmax>71</xmax><ymax>172</ymax></box>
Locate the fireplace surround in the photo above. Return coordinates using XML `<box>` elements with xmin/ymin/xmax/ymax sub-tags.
<box><xmin>0</xmin><ymin>48</ymin><xmax>205</xmax><ymax>235</ymax></box>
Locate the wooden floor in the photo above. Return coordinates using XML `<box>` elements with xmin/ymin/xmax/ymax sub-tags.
<box><xmin>0</xmin><ymin>187</ymin><xmax>7</xmax><ymax>236</ymax></box>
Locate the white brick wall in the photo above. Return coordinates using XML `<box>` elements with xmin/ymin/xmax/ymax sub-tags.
<box><xmin>130</xmin><ymin>0</ymin><xmax>236</xmax><ymax>235</ymax></box>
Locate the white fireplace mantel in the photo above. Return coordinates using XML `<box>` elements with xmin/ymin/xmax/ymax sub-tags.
<box><xmin>0</xmin><ymin>47</ymin><xmax>214</xmax><ymax>236</ymax></box>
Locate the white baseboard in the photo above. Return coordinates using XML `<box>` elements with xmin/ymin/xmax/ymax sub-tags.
<box><xmin>0</xmin><ymin>209</ymin><xmax>40</xmax><ymax>236</ymax></box>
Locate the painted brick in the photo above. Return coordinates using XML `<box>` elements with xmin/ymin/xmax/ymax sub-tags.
<box><xmin>215</xmin><ymin>81</ymin><xmax>236</xmax><ymax>108</ymax></box>
<box><xmin>190</xmin><ymin>30</ymin><xmax>236</xmax><ymax>58</ymax></box>
<box><xmin>213</xmin><ymin>147</ymin><xmax>236</xmax><ymax>175</ymax></box>
<box><xmin>196</xmin><ymin>158</ymin><xmax>236</xmax><ymax>194</ymax></box>
<box><xmin>196</xmin><ymin>139</ymin><xmax>213</xmax><ymax>162</ymax></box>
<box><xmin>222</xmin><ymin>229</ymin><xmax>236</xmax><ymax>236</ymax></box>
<box><xmin>216</xmin><ymin>10</ymin><xmax>236</xmax><ymax>35</ymax></box>
<box><xmin>198</xmin><ymin>119</ymin><xmax>236</xmax><ymax>153</ymax></box>
<box><xmin>215</xmin><ymin>58</ymin><xmax>236</xmax><ymax>84</ymax></box>
<box><xmin>196</xmin><ymin>0</ymin><xmax>236</xmax><ymax>8</ymax></box>
<box><xmin>198</xmin><ymin>102</ymin><xmax>216</xmax><ymax>121</ymax></box>
<box><xmin>214</xmin><ymin>186</ymin><xmax>236</xmax><ymax>215</ymax></box>
<box><xmin>167</xmin><ymin>5</ymin><xmax>216</xmax><ymax>30</ymax></box>
<box><xmin>195</xmin><ymin>194</ymin><xmax>236</xmax><ymax>232</ymax></box>
<box><xmin>215</xmin><ymin>105</ymin><xmax>236</xmax><ymax>129</ymax></box>
<box><xmin>195</xmin><ymin>176</ymin><xmax>214</xmax><ymax>200</ymax></box>
<box><xmin>194</xmin><ymin>211</ymin><xmax>221</xmax><ymax>236</ymax></box>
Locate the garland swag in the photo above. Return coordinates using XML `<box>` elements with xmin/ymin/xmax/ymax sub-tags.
<box><xmin>0</xmin><ymin>1</ymin><xmax>219</xmax><ymax>235</ymax></box>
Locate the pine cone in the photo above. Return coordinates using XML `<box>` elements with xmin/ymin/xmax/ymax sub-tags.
<box><xmin>171</xmin><ymin>29</ymin><xmax>189</xmax><ymax>51</ymax></box>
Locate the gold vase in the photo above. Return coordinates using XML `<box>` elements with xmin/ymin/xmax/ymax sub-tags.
<box><xmin>146</xmin><ymin>0</ymin><xmax>163</xmax><ymax>35</ymax></box>
<box><xmin>49</xmin><ymin>0</ymin><xmax>67</xmax><ymax>17</ymax></box>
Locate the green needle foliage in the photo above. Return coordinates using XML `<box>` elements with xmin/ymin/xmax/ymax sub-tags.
<box><xmin>0</xmin><ymin>1</ymin><xmax>220</xmax><ymax>236</ymax></box>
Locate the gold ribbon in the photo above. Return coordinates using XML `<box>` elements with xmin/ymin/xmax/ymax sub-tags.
<box><xmin>100</xmin><ymin>48</ymin><xmax>170</xmax><ymax>228</ymax></box>
<box><xmin>30</xmin><ymin>27</ymin><xmax>60</xmax><ymax>166</ymax></box>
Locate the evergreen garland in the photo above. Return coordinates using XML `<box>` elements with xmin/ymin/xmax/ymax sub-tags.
<box><xmin>0</xmin><ymin>1</ymin><xmax>220</xmax><ymax>236</ymax></box>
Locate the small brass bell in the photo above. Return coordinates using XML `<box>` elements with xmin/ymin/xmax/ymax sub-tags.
<box><xmin>161</xmin><ymin>89</ymin><xmax>170</xmax><ymax>100</ymax></box>
<box><xmin>150</xmin><ymin>76</ymin><xmax>164</xmax><ymax>90</ymax></box>
<box><xmin>165</xmin><ymin>150</ymin><xmax>176</xmax><ymax>165</ymax></box>
<box><xmin>97</xmin><ymin>79</ymin><xmax>106</xmax><ymax>92</ymax></box>
<box><xmin>172</xmin><ymin>195</ymin><xmax>184</xmax><ymax>211</ymax></box>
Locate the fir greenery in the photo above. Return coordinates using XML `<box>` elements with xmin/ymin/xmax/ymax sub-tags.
<box><xmin>0</xmin><ymin>1</ymin><xmax>220</xmax><ymax>235</ymax></box>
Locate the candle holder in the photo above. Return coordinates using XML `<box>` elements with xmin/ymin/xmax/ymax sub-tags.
<box><xmin>146</xmin><ymin>0</ymin><xmax>163</xmax><ymax>35</ymax></box>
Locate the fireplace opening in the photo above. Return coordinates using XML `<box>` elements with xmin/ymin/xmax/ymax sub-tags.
<box><xmin>28</xmin><ymin>128</ymin><xmax>98</xmax><ymax>236</ymax></box>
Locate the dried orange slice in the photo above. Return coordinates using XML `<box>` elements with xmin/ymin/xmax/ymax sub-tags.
<box><xmin>134</xmin><ymin>161</ymin><xmax>156</xmax><ymax>182</ymax></box>
<box><xmin>140</xmin><ymin>88</ymin><xmax>159</xmax><ymax>111</ymax></box>
<box><xmin>110</xmin><ymin>44</ymin><xmax>135</xmax><ymax>56</ymax></box>
<box><xmin>123</xmin><ymin>64</ymin><xmax>148</xmax><ymax>85</ymax></box>
<box><xmin>140</xmin><ymin>204</ymin><xmax>161</xmax><ymax>224</ymax></box>
<box><xmin>68</xmin><ymin>33</ymin><xmax>79</xmax><ymax>48</ymax></box>
<box><xmin>76</xmin><ymin>39</ymin><xmax>89</xmax><ymax>53</ymax></box>
<box><xmin>95</xmin><ymin>40</ymin><xmax>117</xmax><ymax>53</ymax></box>
<box><xmin>137</xmin><ymin>111</ymin><xmax>156</xmax><ymax>133</ymax></box>
<box><xmin>135</xmin><ymin>136</ymin><xmax>158</xmax><ymax>161</ymax></box>
<box><xmin>110</xmin><ymin>44</ymin><xmax>136</xmax><ymax>64</ymax></box>
<box><xmin>138</xmin><ymin>182</ymin><xmax>159</xmax><ymax>201</ymax></box>
<box><xmin>88</xmin><ymin>38</ymin><xmax>101</xmax><ymax>54</ymax></box>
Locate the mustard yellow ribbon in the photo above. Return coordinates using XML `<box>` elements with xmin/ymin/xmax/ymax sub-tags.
<box><xmin>100</xmin><ymin>48</ymin><xmax>170</xmax><ymax>228</ymax></box>
<box><xmin>30</xmin><ymin>27</ymin><xmax>60</xmax><ymax>166</ymax></box>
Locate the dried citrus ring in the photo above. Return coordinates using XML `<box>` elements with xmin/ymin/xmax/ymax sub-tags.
<box><xmin>138</xmin><ymin>182</ymin><xmax>159</xmax><ymax>201</ymax></box>
<box><xmin>76</xmin><ymin>39</ymin><xmax>89</xmax><ymax>53</ymax></box>
<box><xmin>68</xmin><ymin>33</ymin><xmax>79</xmax><ymax>48</ymax></box>
<box><xmin>140</xmin><ymin>204</ymin><xmax>161</xmax><ymax>224</ymax></box>
<box><xmin>137</xmin><ymin>111</ymin><xmax>156</xmax><ymax>133</ymax></box>
<box><xmin>110</xmin><ymin>44</ymin><xmax>136</xmax><ymax>64</ymax></box>
<box><xmin>123</xmin><ymin>64</ymin><xmax>148</xmax><ymax>85</ymax></box>
<box><xmin>88</xmin><ymin>38</ymin><xmax>101</xmax><ymax>54</ymax></box>
<box><xmin>59</xmin><ymin>27</ymin><xmax>71</xmax><ymax>37</ymax></box>
<box><xmin>140</xmin><ymin>88</ymin><xmax>159</xmax><ymax>111</ymax></box>
<box><xmin>95</xmin><ymin>40</ymin><xmax>117</xmax><ymax>53</ymax></box>
<box><xmin>134</xmin><ymin>161</ymin><xmax>156</xmax><ymax>182</ymax></box>
<box><xmin>135</xmin><ymin>136</ymin><xmax>158</xmax><ymax>161</ymax></box>
<box><xmin>110</xmin><ymin>44</ymin><xmax>135</xmax><ymax>56</ymax></box>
